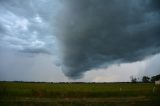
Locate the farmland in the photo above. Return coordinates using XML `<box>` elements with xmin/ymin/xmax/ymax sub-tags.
<box><xmin>0</xmin><ymin>82</ymin><xmax>160</xmax><ymax>106</ymax></box>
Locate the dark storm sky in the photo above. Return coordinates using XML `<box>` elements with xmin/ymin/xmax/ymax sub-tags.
<box><xmin>0</xmin><ymin>0</ymin><xmax>160</xmax><ymax>81</ymax></box>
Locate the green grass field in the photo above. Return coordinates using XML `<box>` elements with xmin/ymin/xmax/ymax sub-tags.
<box><xmin>0</xmin><ymin>82</ymin><xmax>160</xmax><ymax>106</ymax></box>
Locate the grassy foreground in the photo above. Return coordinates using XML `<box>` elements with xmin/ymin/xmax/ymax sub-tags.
<box><xmin>0</xmin><ymin>82</ymin><xmax>160</xmax><ymax>106</ymax></box>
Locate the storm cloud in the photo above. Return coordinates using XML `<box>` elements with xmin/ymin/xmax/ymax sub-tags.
<box><xmin>55</xmin><ymin>0</ymin><xmax>160</xmax><ymax>78</ymax></box>
<box><xmin>0</xmin><ymin>0</ymin><xmax>160</xmax><ymax>80</ymax></box>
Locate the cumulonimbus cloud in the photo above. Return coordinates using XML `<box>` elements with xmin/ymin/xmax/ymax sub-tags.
<box><xmin>55</xmin><ymin>0</ymin><xmax>160</xmax><ymax>79</ymax></box>
<box><xmin>1</xmin><ymin>0</ymin><xmax>160</xmax><ymax>79</ymax></box>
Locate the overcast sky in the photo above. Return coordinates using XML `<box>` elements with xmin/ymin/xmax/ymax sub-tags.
<box><xmin>0</xmin><ymin>0</ymin><xmax>160</xmax><ymax>82</ymax></box>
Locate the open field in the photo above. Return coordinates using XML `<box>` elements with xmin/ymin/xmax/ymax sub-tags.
<box><xmin>0</xmin><ymin>82</ymin><xmax>160</xmax><ymax>106</ymax></box>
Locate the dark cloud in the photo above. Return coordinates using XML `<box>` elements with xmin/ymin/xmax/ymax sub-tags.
<box><xmin>0</xmin><ymin>24</ymin><xmax>6</xmax><ymax>34</ymax></box>
<box><xmin>148</xmin><ymin>0</ymin><xmax>160</xmax><ymax>11</ymax></box>
<box><xmin>55</xmin><ymin>0</ymin><xmax>160</xmax><ymax>79</ymax></box>
<box><xmin>20</xmin><ymin>48</ymin><xmax>51</xmax><ymax>55</ymax></box>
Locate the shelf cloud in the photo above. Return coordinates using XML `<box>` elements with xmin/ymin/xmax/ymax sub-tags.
<box><xmin>55</xmin><ymin>0</ymin><xmax>160</xmax><ymax>78</ymax></box>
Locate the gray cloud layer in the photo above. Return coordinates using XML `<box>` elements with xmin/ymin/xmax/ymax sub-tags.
<box><xmin>0</xmin><ymin>0</ymin><xmax>58</xmax><ymax>55</ymax></box>
<box><xmin>55</xmin><ymin>0</ymin><xmax>160</xmax><ymax>78</ymax></box>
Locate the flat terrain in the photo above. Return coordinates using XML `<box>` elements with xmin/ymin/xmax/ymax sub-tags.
<box><xmin>0</xmin><ymin>82</ymin><xmax>160</xmax><ymax>106</ymax></box>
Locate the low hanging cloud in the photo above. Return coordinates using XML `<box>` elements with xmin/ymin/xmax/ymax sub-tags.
<box><xmin>55</xmin><ymin>0</ymin><xmax>160</xmax><ymax>79</ymax></box>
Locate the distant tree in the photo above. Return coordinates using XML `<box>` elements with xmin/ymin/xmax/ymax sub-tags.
<box><xmin>130</xmin><ymin>76</ymin><xmax>137</xmax><ymax>83</ymax></box>
<box><xmin>142</xmin><ymin>76</ymin><xmax>150</xmax><ymax>83</ymax></box>
<box><xmin>151</xmin><ymin>74</ymin><xmax>160</xmax><ymax>82</ymax></box>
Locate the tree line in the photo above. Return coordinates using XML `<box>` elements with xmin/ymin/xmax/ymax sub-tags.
<box><xmin>130</xmin><ymin>74</ymin><xmax>160</xmax><ymax>83</ymax></box>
